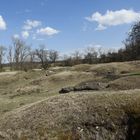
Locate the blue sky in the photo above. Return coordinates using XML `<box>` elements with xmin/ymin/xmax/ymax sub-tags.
<box><xmin>0</xmin><ymin>0</ymin><xmax>140</xmax><ymax>54</ymax></box>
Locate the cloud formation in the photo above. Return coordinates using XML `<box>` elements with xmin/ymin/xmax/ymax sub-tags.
<box><xmin>22</xmin><ymin>31</ymin><xmax>29</xmax><ymax>39</ymax></box>
<box><xmin>23</xmin><ymin>20</ymin><xmax>41</xmax><ymax>30</ymax></box>
<box><xmin>86</xmin><ymin>9</ymin><xmax>140</xmax><ymax>30</ymax></box>
<box><xmin>37</xmin><ymin>27</ymin><xmax>60</xmax><ymax>36</ymax></box>
<box><xmin>0</xmin><ymin>16</ymin><xmax>6</xmax><ymax>30</ymax></box>
<box><xmin>13</xmin><ymin>34</ymin><xmax>20</xmax><ymax>39</ymax></box>
<box><xmin>14</xmin><ymin>19</ymin><xmax>59</xmax><ymax>40</ymax></box>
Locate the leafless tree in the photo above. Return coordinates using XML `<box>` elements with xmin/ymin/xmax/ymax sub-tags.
<box><xmin>12</xmin><ymin>38</ymin><xmax>30</xmax><ymax>70</ymax></box>
<box><xmin>72</xmin><ymin>50</ymin><xmax>82</xmax><ymax>65</ymax></box>
<box><xmin>49</xmin><ymin>50</ymin><xmax>59</xmax><ymax>66</ymax></box>
<box><xmin>97</xmin><ymin>47</ymin><xmax>104</xmax><ymax>58</ymax></box>
<box><xmin>7</xmin><ymin>46</ymin><xmax>14</xmax><ymax>70</ymax></box>
<box><xmin>35</xmin><ymin>45</ymin><xmax>48</xmax><ymax>69</ymax></box>
<box><xmin>0</xmin><ymin>46</ymin><xmax>6</xmax><ymax>70</ymax></box>
<box><xmin>62</xmin><ymin>55</ymin><xmax>73</xmax><ymax>66</ymax></box>
<box><xmin>84</xmin><ymin>47</ymin><xmax>98</xmax><ymax>64</ymax></box>
<box><xmin>28</xmin><ymin>50</ymin><xmax>36</xmax><ymax>69</ymax></box>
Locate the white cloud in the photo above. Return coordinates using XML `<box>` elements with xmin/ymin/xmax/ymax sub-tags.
<box><xmin>23</xmin><ymin>19</ymin><xmax>41</xmax><ymax>30</ymax></box>
<box><xmin>37</xmin><ymin>38</ymin><xmax>45</xmax><ymax>41</ymax></box>
<box><xmin>22</xmin><ymin>31</ymin><xmax>29</xmax><ymax>39</ymax></box>
<box><xmin>0</xmin><ymin>16</ymin><xmax>6</xmax><ymax>30</ymax></box>
<box><xmin>13</xmin><ymin>34</ymin><xmax>20</xmax><ymax>39</ymax></box>
<box><xmin>86</xmin><ymin>43</ymin><xmax>102</xmax><ymax>50</ymax></box>
<box><xmin>37</xmin><ymin>27</ymin><xmax>60</xmax><ymax>36</ymax></box>
<box><xmin>86</xmin><ymin>9</ymin><xmax>140</xmax><ymax>30</ymax></box>
<box><xmin>95</xmin><ymin>24</ymin><xmax>107</xmax><ymax>31</ymax></box>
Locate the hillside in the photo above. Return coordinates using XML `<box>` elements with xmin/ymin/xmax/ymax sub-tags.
<box><xmin>0</xmin><ymin>91</ymin><xmax>140</xmax><ymax>139</ymax></box>
<box><xmin>0</xmin><ymin>61</ymin><xmax>140</xmax><ymax>139</ymax></box>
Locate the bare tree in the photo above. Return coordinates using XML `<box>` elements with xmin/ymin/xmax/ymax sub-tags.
<box><xmin>28</xmin><ymin>50</ymin><xmax>36</xmax><ymax>69</ymax></box>
<box><xmin>97</xmin><ymin>47</ymin><xmax>104</xmax><ymax>58</ymax></box>
<box><xmin>84</xmin><ymin>47</ymin><xmax>98</xmax><ymax>64</ymax></box>
<box><xmin>72</xmin><ymin>50</ymin><xmax>82</xmax><ymax>65</ymax></box>
<box><xmin>49</xmin><ymin>50</ymin><xmax>59</xmax><ymax>66</ymax></box>
<box><xmin>35</xmin><ymin>45</ymin><xmax>48</xmax><ymax>69</ymax></box>
<box><xmin>0</xmin><ymin>46</ymin><xmax>6</xmax><ymax>70</ymax></box>
<box><xmin>12</xmin><ymin>38</ymin><xmax>30</xmax><ymax>70</ymax></box>
<box><xmin>7</xmin><ymin>46</ymin><xmax>14</xmax><ymax>70</ymax></box>
<box><xmin>123</xmin><ymin>21</ymin><xmax>140</xmax><ymax>60</ymax></box>
<box><xmin>62</xmin><ymin>55</ymin><xmax>73</xmax><ymax>66</ymax></box>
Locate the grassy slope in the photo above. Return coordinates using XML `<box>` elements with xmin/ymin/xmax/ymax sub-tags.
<box><xmin>0</xmin><ymin>61</ymin><xmax>139</xmax><ymax>115</ymax></box>
<box><xmin>0</xmin><ymin>68</ymin><xmax>95</xmax><ymax>115</ymax></box>
<box><xmin>0</xmin><ymin>90</ymin><xmax>140</xmax><ymax>139</ymax></box>
<box><xmin>0</xmin><ymin>61</ymin><xmax>140</xmax><ymax>139</ymax></box>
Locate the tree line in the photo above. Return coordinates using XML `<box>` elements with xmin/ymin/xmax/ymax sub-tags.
<box><xmin>0</xmin><ymin>37</ymin><xmax>59</xmax><ymax>71</ymax></box>
<box><xmin>0</xmin><ymin>21</ymin><xmax>140</xmax><ymax>71</ymax></box>
<box><xmin>63</xmin><ymin>21</ymin><xmax>140</xmax><ymax>66</ymax></box>
<box><xmin>98</xmin><ymin>21</ymin><xmax>140</xmax><ymax>63</ymax></box>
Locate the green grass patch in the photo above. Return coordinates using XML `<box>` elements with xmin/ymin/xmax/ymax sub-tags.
<box><xmin>125</xmin><ymin>72</ymin><xmax>140</xmax><ymax>76</ymax></box>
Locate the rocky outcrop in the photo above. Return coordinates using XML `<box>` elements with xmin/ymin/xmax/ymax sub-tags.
<box><xmin>59</xmin><ymin>81</ymin><xmax>108</xmax><ymax>94</ymax></box>
<box><xmin>59</xmin><ymin>87</ymin><xmax>74</xmax><ymax>94</ymax></box>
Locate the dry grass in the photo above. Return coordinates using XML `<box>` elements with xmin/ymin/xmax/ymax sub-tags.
<box><xmin>0</xmin><ymin>61</ymin><xmax>139</xmax><ymax>116</ymax></box>
<box><xmin>0</xmin><ymin>67</ymin><xmax>96</xmax><ymax>116</ymax></box>
<box><xmin>90</xmin><ymin>62</ymin><xmax>136</xmax><ymax>75</ymax></box>
<box><xmin>0</xmin><ymin>90</ymin><xmax>140</xmax><ymax>139</ymax></box>
<box><xmin>108</xmin><ymin>75</ymin><xmax>140</xmax><ymax>90</ymax></box>
<box><xmin>0</xmin><ymin>61</ymin><xmax>139</xmax><ymax>139</ymax></box>
<box><xmin>72</xmin><ymin>64</ymin><xmax>92</xmax><ymax>72</ymax></box>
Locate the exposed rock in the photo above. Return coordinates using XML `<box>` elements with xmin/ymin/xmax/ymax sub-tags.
<box><xmin>59</xmin><ymin>87</ymin><xmax>74</xmax><ymax>94</ymax></box>
<box><xmin>59</xmin><ymin>81</ymin><xmax>108</xmax><ymax>94</ymax></box>
<box><xmin>74</xmin><ymin>82</ymin><xmax>107</xmax><ymax>91</ymax></box>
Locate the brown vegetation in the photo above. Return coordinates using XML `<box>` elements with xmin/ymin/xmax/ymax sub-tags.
<box><xmin>0</xmin><ymin>91</ymin><xmax>140</xmax><ymax>139</ymax></box>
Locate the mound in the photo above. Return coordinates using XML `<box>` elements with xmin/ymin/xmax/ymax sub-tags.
<box><xmin>108</xmin><ymin>76</ymin><xmax>140</xmax><ymax>90</ymax></box>
<box><xmin>48</xmin><ymin>71</ymin><xmax>95</xmax><ymax>86</ymax></box>
<box><xmin>49</xmin><ymin>66</ymin><xmax>71</xmax><ymax>73</ymax></box>
<box><xmin>10</xmin><ymin>86</ymin><xmax>41</xmax><ymax>98</ymax></box>
<box><xmin>72</xmin><ymin>64</ymin><xmax>92</xmax><ymax>72</ymax></box>
<box><xmin>89</xmin><ymin>62</ymin><xmax>136</xmax><ymax>76</ymax></box>
<box><xmin>0</xmin><ymin>91</ymin><xmax>140</xmax><ymax>139</ymax></box>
